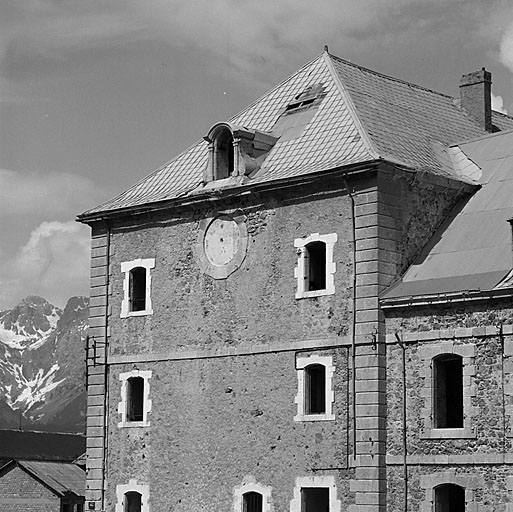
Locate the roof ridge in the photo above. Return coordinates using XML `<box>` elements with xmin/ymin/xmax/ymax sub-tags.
<box><xmin>323</xmin><ymin>52</ymin><xmax>380</xmax><ymax>160</ymax></box>
<box><xmin>328</xmin><ymin>53</ymin><xmax>454</xmax><ymax>100</ymax></box>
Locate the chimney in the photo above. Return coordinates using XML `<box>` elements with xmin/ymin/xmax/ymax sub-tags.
<box><xmin>459</xmin><ymin>68</ymin><xmax>492</xmax><ymax>132</ymax></box>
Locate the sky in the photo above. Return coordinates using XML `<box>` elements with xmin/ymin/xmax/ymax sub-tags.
<box><xmin>1</xmin><ymin>0</ymin><xmax>513</xmax><ymax>310</ymax></box>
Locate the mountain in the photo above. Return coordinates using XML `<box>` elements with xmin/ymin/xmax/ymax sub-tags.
<box><xmin>0</xmin><ymin>296</ymin><xmax>88</xmax><ymax>433</ymax></box>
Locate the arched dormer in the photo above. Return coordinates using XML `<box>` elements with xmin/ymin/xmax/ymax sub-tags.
<box><xmin>203</xmin><ymin>122</ymin><xmax>277</xmax><ymax>184</ymax></box>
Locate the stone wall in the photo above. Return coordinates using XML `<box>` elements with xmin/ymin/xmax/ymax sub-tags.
<box><xmin>0</xmin><ymin>465</ymin><xmax>59</xmax><ymax>512</ymax></box>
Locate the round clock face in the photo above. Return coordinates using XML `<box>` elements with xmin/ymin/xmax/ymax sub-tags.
<box><xmin>203</xmin><ymin>215</ymin><xmax>241</xmax><ymax>266</ymax></box>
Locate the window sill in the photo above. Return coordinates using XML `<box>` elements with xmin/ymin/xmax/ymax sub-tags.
<box><xmin>118</xmin><ymin>420</ymin><xmax>150</xmax><ymax>428</ymax></box>
<box><xmin>420</xmin><ymin>427</ymin><xmax>475</xmax><ymax>439</ymax></box>
<box><xmin>294</xmin><ymin>413</ymin><xmax>335</xmax><ymax>422</ymax></box>
<box><xmin>295</xmin><ymin>288</ymin><xmax>334</xmax><ymax>299</ymax></box>
<box><xmin>120</xmin><ymin>309</ymin><xmax>154</xmax><ymax>318</ymax></box>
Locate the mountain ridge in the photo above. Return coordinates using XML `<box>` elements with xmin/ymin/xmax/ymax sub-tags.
<box><xmin>0</xmin><ymin>295</ymin><xmax>88</xmax><ymax>433</ymax></box>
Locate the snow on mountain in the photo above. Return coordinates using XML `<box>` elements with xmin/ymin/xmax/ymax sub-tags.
<box><xmin>0</xmin><ymin>296</ymin><xmax>88</xmax><ymax>432</ymax></box>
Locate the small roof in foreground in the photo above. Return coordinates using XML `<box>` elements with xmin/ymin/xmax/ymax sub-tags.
<box><xmin>382</xmin><ymin>129</ymin><xmax>513</xmax><ymax>302</ymax></box>
<box><xmin>0</xmin><ymin>459</ymin><xmax>85</xmax><ymax>497</ymax></box>
<box><xmin>79</xmin><ymin>51</ymin><xmax>501</xmax><ymax>219</ymax></box>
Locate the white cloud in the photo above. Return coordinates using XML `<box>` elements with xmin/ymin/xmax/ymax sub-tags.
<box><xmin>0</xmin><ymin>168</ymin><xmax>102</xmax><ymax>217</ymax></box>
<box><xmin>500</xmin><ymin>20</ymin><xmax>513</xmax><ymax>73</ymax></box>
<box><xmin>0</xmin><ymin>221</ymin><xmax>90</xmax><ymax>309</ymax></box>
<box><xmin>492</xmin><ymin>93</ymin><xmax>508</xmax><ymax>114</ymax></box>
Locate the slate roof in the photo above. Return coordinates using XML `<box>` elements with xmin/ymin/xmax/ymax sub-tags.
<box><xmin>382</xmin><ymin>129</ymin><xmax>513</xmax><ymax>303</ymax></box>
<box><xmin>0</xmin><ymin>429</ymin><xmax>85</xmax><ymax>463</ymax></box>
<box><xmin>0</xmin><ymin>459</ymin><xmax>85</xmax><ymax>497</ymax></box>
<box><xmin>80</xmin><ymin>51</ymin><xmax>505</xmax><ymax>219</ymax></box>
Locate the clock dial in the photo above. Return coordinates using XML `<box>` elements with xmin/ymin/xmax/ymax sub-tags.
<box><xmin>204</xmin><ymin>215</ymin><xmax>240</xmax><ymax>266</ymax></box>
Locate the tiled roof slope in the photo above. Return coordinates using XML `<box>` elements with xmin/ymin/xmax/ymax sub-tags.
<box><xmin>80</xmin><ymin>52</ymin><xmax>500</xmax><ymax>218</ymax></box>
<box><xmin>382</xmin><ymin>129</ymin><xmax>513</xmax><ymax>302</ymax></box>
<box><xmin>0</xmin><ymin>460</ymin><xmax>85</xmax><ymax>496</ymax></box>
<box><xmin>330</xmin><ymin>55</ymin><xmax>485</xmax><ymax>175</ymax></box>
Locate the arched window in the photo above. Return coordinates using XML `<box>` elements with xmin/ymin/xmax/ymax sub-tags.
<box><xmin>433</xmin><ymin>354</ymin><xmax>463</xmax><ymax>428</ymax></box>
<box><xmin>213</xmin><ymin>128</ymin><xmax>234</xmax><ymax>180</ymax></box>
<box><xmin>129</xmin><ymin>267</ymin><xmax>146</xmax><ymax>312</ymax></box>
<box><xmin>305</xmin><ymin>241</ymin><xmax>326</xmax><ymax>291</ymax></box>
<box><xmin>124</xmin><ymin>491</ymin><xmax>142</xmax><ymax>512</ymax></box>
<box><xmin>305</xmin><ymin>364</ymin><xmax>326</xmax><ymax>414</ymax></box>
<box><xmin>127</xmin><ymin>377</ymin><xmax>144</xmax><ymax>422</ymax></box>
<box><xmin>434</xmin><ymin>484</ymin><xmax>465</xmax><ymax>512</ymax></box>
<box><xmin>243</xmin><ymin>492</ymin><xmax>263</xmax><ymax>512</ymax></box>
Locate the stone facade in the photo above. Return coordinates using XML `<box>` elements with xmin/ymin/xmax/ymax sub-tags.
<box><xmin>83</xmin><ymin>163</ymin><xmax>480</xmax><ymax>511</ymax></box>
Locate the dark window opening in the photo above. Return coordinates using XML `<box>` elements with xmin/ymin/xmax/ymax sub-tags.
<box><xmin>214</xmin><ymin>129</ymin><xmax>234</xmax><ymax>180</ymax></box>
<box><xmin>285</xmin><ymin>84</ymin><xmax>326</xmax><ymax>113</ymax></box>
<box><xmin>129</xmin><ymin>267</ymin><xmax>146</xmax><ymax>312</ymax></box>
<box><xmin>125</xmin><ymin>491</ymin><xmax>142</xmax><ymax>512</ymax></box>
<box><xmin>305</xmin><ymin>364</ymin><xmax>326</xmax><ymax>414</ymax></box>
<box><xmin>301</xmin><ymin>487</ymin><xmax>329</xmax><ymax>512</ymax></box>
<box><xmin>306</xmin><ymin>241</ymin><xmax>326</xmax><ymax>291</ymax></box>
<box><xmin>435</xmin><ymin>484</ymin><xmax>465</xmax><ymax>512</ymax></box>
<box><xmin>434</xmin><ymin>355</ymin><xmax>463</xmax><ymax>428</ymax></box>
<box><xmin>127</xmin><ymin>377</ymin><xmax>144</xmax><ymax>422</ymax></box>
<box><xmin>243</xmin><ymin>492</ymin><xmax>263</xmax><ymax>512</ymax></box>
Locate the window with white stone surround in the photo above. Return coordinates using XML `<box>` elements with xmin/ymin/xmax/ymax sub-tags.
<box><xmin>116</xmin><ymin>480</ymin><xmax>150</xmax><ymax>512</ymax></box>
<box><xmin>234</xmin><ymin>479</ymin><xmax>273</xmax><ymax>512</ymax></box>
<box><xmin>118</xmin><ymin>370</ymin><xmax>152</xmax><ymax>428</ymax></box>
<box><xmin>290</xmin><ymin>476</ymin><xmax>341</xmax><ymax>512</ymax></box>
<box><xmin>294</xmin><ymin>233</ymin><xmax>337</xmax><ymax>299</ymax></box>
<box><xmin>294</xmin><ymin>355</ymin><xmax>335</xmax><ymax>422</ymax></box>
<box><xmin>120</xmin><ymin>258</ymin><xmax>155</xmax><ymax>318</ymax></box>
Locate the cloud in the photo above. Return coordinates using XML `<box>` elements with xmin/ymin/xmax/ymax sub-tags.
<box><xmin>499</xmin><ymin>20</ymin><xmax>513</xmax><ymax>73</ymax></box>
<box><xmin>0</xmin><ymin>168</ymin><xmax>102</xmax><ymax>217</ymax></box>
<box><xmin>0</xmin><ymin>221</ymin><xmax>90</xmax><ymax>310</ymax></box>
<box><xmin>492</xmin><ymin>93</ymin><xmax>508</xmax><ymax>114</ymax></box>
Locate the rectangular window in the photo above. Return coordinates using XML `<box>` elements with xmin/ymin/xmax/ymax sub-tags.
<box><xmin>434</xmin><ymin>355</ymin><xmax>463</xmax><ymax>428</ymax></box>
<box><xmin>127</xmin><ymin>377</ymin><xmax>144</xmax><ymax>422</ymax></box>
<box><xmin>301</xmin><ymin>487</ymin><xmax>330</xmax><ymax>512</ymax></box>
<box><xmin>307</xmin><ymin>242</ymin><xmax>326</xmax><ymax>291</ymax></box>
<box><xmin>305</xmin><ymin>365</ymin><xmax>326</xmax><ymax>414</ymax></box>
<box><xmin>129</xmin><ymin>267</ymin><xmax>147</xmax><ymax>312</ymax></box>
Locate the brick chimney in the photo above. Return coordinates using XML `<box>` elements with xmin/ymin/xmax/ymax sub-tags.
<box><xmin>459</xmin><ymin>68</ymin><xmax>492</xmax><ymax>132</ymax></box>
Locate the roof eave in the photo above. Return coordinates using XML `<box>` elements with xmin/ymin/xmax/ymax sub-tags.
<box><xmin>77</xmin><ymin>159</ymin><xmax>384</xmax><ymax>224</ymax></box>
<box><xmin>380</xmin><ymin>287</ymin><xmax>513</xmax><ymax>310</ymax></box>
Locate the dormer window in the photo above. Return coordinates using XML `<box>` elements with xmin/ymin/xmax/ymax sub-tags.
<box><xmin>203</xmin><ymin>122</ymin><xmax>277</xmax><ymax>184</ymax></box>
<box><xmin>213</xmin><ymin>127</ymin><xmax>234</xmax><ymax>180</ymax></box>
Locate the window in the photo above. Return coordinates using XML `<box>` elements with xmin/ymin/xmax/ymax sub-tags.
<box><xmin>290</xmin><ymin>477</ymin><xmax>340</xmax><ymax>512</ymax></box>
<box><xmin>434</xmin><ymin>484</ymin><xmax>465</xmax><ymax>512</ymax></box>
<box><xmin>305</xmin><ymin>364</ymin><xmax>326</xmax><ymax>414</ymax></box>
<box><xmin>213</xmin><ymin>127</ymin><xmax>234</xmax><ymax>180</ymax></box>
<box><xmin>125</xmin><ymin>492</ymin><xmax>142</xmax><ymax>512</ymax></box>
<box><xmin>234</xmin><ymin>480</ymin><xmax>272</xmax><ymax>512</ymax></box>
<box><xmin>295</xmin><ymin>355</ymin><xmax>335</xmax><ymax>422</ymax></box>
<box><xmin>243</xmin><ymin>492</ymin><xmax>263</xmax><ymax>512</ymax></box>
<box><xmin>118</xmin><ymin>370</ymin><xmax>152</xmax><ymax>428</ymax></box>
<box><xmin>419</xmin><ymin>342</ymin><xmax>476</xmax><ymax>439</ymax></box>
<box><xmin>433</xmin><ymin>355</ymin><xmax>463</xmax><ymax>428</ymax></box>
<box><xmin>129</xmin><ymin>267</ymin><xmax>146</xmax><ymax>312</ymax></box>
<box><xmin>116</xmin><ymin>481</ymin><xmax>149</xmax><ymax>512</ymax></box>
<box><xmin>301</xmin><ymin>487</ymin><xmax>329</xmax><ymax>512</ymax></box>
<box><xmin>294</xmin><ymin>233</ymin><xmax>337</xmax><ymax>299</ymax></box>
<box><xmin>127</xmin><ymin>377</ymin><xmax>144</xmax><ymax>422</ymax></box>
<box><xmin>120</xmin><ymin>258</ymin><xmax>155</xmax><ymax>318</ymax></box>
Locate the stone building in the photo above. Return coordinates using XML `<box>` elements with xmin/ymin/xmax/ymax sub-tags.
<box><xmin>0</xmin><ymin>459</ymin><xmax>85</xmax><ymax>511</ymax></box>
<box><xmin>78</xmin><ymin>50</ymin><xmax>513</xmax><ymax>511</ymax></box>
